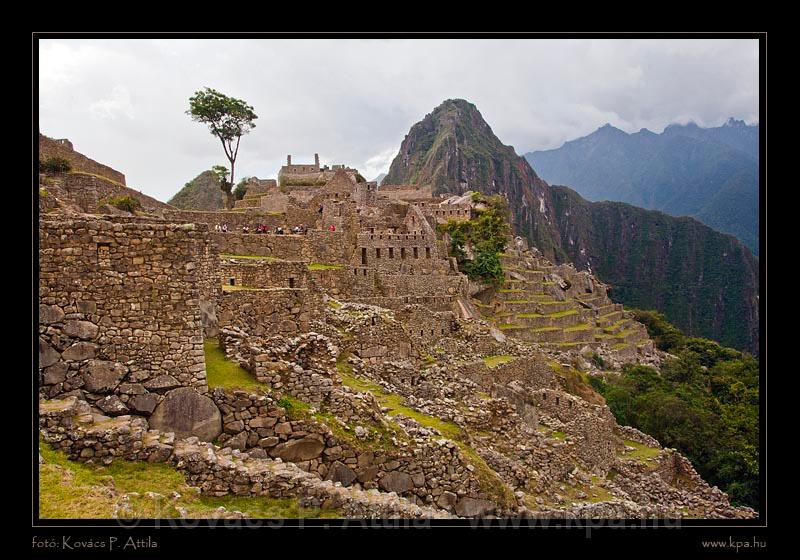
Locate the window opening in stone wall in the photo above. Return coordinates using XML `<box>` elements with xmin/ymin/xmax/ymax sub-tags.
<box><xmin>426</xmin><ymin>247</ymin><xmax>431</xmax><ymax>258</ymax></box>
<box><xmin>413</xmin><ymin>247</ymin><xmax>418</xmax><ymax>258</ymax></box>
<box><xmin>376</xmin><ymin>248</ymin><xmax>381</xmax><ymax>259</ymax></box>
<box><xmin>389</xmin><ymin>247</ymin><xmax>394</xmax><ymax>259</ymax></box>
<box><xmin>361</xmin><ymin>247</ymin><xmax>367</xmax><ymax>265</ymax></box>
<box><xmin>229</xmin><ymin>278</ymin><xmax>235</xmax><ymax>286</ymax></box>
<box><xmin>401</xmin><ymin>247</ymin><xmax>406</xmax><ymax>260</ymax></box>
<box><xmin>289</xmin><ymin>277</ymin><xmax>295</xmax><ymax>288</ymax></box>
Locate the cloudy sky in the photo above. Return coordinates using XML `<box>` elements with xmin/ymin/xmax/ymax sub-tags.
<box><xmin>38</xmin><ymin>38</ymin><xmax>759</xmax><ymax>202</ymax></box>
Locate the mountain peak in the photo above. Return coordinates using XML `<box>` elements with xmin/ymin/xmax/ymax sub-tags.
<box><xmin>724</xmin><ymin>117</ymin><xmax>747</xmax><ymax>128</ymax></box>
<box><xmin>432</xmin><ymin>98</ymin><xmax>479</xmax><ymax>114</ymax></box>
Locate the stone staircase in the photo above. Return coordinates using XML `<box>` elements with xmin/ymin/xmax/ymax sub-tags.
<box><xmin>479</xmin><ymin>253</ymin><xmax>651</xmax><ymax>354</ymax></box>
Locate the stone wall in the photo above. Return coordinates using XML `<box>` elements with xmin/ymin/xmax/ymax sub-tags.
<box><xmin>211</xmin><ymin>230</ymin><xmax>348</xmax><ymax>263</ymax></box>
<box><xmin>416</xmin><ymin>202</ymin><xmax>473</xmax><ymax>223</ymax></box>
<box><xmin>39</xmin><ymin>134</ymin><xmax>126</xmax><ymax>185</ymax></box>
<box><xmin>45</xmin><ymin>172</ymin><xmax>170</xmax><ymax>214</ymax></box>
<box><xmin>353</xmin><ymin>231</ymin><xmax>449</xmax><ymax>274</ymax></box>
<box><xmin>39</xmin><ymin>216</ymin><xmax>210</xmax><ymax>414</ymax></box>
<box><xmin>38</xmin><ymin>396</ymin><xmax>452</xmax><ymax>518</ymax></box>
<box><xmin>217</xmin><ymin>289</ymin><xmax>322</xmax><ymax>337</ymax></box>
<box><xmin>219</xmin><ymin>259</ymin><xmax>310</xmax><ymax>290</ymax></box>
<box><xmin>378</xmin><ymin>184</ymin><xmax>433</xmax><ymax>200</ymax></box>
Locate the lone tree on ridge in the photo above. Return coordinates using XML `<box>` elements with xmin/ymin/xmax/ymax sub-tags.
<box><xmin>187</xmin><ymin>87</ymin><xmax>257</xmax><ymax>209</ymax></box>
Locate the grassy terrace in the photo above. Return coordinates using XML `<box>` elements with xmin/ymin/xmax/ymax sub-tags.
<box><xmin>517</xmin><ymin>309</ymin><xmax>577</xmax><ymax>318</ymax></box>
<box><xmin>307</xmin><ymin>263</ymin><xmax>344</xmax><ymax>270</ymax></box>
<box><xmin>204</xmin><ymin>338</ymin><xmax>269</xmax><ymax>392</ymax></box>
<box><xmin>219</xmin><ymin>254</ymin><xmax>279</xmax><ymax>261</ymax></box>
<box><xmin>619</xmin><ymin>439</ymin><xmax>661</xmax><ymax>466</ymax></box>
<box><xmin>482</xmin><ymin>355</ymin><xmax>516</xmax><ymax>368</ymax></box>
<box><xmin>498</xmin><ymin>289</ymin><xmax>524</xmax><ymax>293</ymax></box>
<box><xmin>339</xmin><ymin>369</ymin><xmax>516</xmax><ymax>507</ymax></box>
<box><xmin>39</xmin><ymin>442</ymin><xmax>339</xmax><ymax>519</ymax></box>
<box><xmin>564</xmin><ymin>323</ymin><xmax>591</xmax><ymax>332</ymax></box>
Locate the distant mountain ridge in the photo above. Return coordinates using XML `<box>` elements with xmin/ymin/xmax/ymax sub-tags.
<box><xmin>525</xmin><ymin>119</ymin><xmax>760</xmax><ymax>254</ymax></box>
<box><xmin>384</xmin><ymin>99</ymin><xmax>759</xmax><ymax>354</ymax></box>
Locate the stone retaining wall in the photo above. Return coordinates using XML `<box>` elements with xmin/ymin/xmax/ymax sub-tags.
<box><xmin>39</xmin><ymin>217</ymin><xmax>210</xmax><ymax>414</ymax></box>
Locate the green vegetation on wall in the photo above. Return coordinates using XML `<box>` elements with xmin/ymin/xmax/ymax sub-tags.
<box><xmin>105</xmin><ymin>195</ymin><xmax>142</xmax><ymax>213</ymax></box>
<box><xmin>438</xmin><ymin>193</ymin><xmax>510</xmax><ymax>285</ymax></box>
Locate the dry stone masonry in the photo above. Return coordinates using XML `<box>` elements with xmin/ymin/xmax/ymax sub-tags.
<box><xmin>36</xmin><ymin>145</ymin><xmax>756</xmax><ymax>520</ymax></box>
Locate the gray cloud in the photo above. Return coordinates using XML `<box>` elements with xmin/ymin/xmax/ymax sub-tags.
<box><xmin>38</xmin><ymin>38</ymin><xmax>759</xmax><ymax>202</ymax></box>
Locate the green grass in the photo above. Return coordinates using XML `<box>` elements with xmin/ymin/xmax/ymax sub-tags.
<box><xmin>564</xmin><ymin>323</ymin><xmax>591</xmax><ymax>332</ymax></box>
<box><xmin>620</xmin><ymin>439</ymin><xmax>661</xmax><ymax>464</ymax></box>
<box><xmin>551</xmin><ymin>430</ymin><xmax>567</xmax><ymax>440</ymax></box>
<box><xmin>327</xmin><ymin>299</ymin><xmax>342</xmax><ymax>309</ymax></box>
<box><xmin>517</xmin><ymin>309</ymin><xmax>577</xmax><ymax>319</ymax></box>
<box><xmin>498</xmin><ymin>289</ymin><xmax>524</xmax><ymax>293</ymax></box>
<box><xmin>204</xmin><ymin>338</ymin><xmax>270</xmax><ymax>392</ymax></box>
<box><xmin>307</xmin><ymin>263</ymin><xmax>344</xmax><ymax>270</ymax></box>
<box><xmin>276</xmin><ymin>394</ymin><xmax>311</xmax><ymax>421</ymax></box>
<box><xmin>483</xmin><ymin>355</ymin><xmax>516</xmax><ymax>368</ymax></box>
<box><xmin>68</xmin><ymin>170</ymin><xmax>127</xmax><ymax>188</ymax></box>
<box><xmin>219</xmin><ymin>254</ymin><xmax>278</xmax><ymax>261</ymax></box>
<box><xmin>38</xmin><ymin>442</ymin><xmax>339</xmax><ymax>519</ymax></box>
<box><xmin>611</xmin><ymin>343</ymin><xmax>629</xmax><ymax>350</ymax></box>
<box><xmin>498</xmin><ymin>323</ymin><xmax>522</xmax><ymax>330</ymax></box>
<box><xmin>339</xmin><ymin>371</ymin><xmax>515</xmax><ymax>508</ymax></box>
<box><xmin>504</xmin><ymin>299</ymin><xmax>535</xmax><ymax>304</ymax></box>
<box><xmin>532</xmin><ymin>327</ymin><xmax>560</xmax><ymax>332</ymax></box>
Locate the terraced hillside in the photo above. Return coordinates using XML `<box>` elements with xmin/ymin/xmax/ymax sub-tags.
<box><xmin>475</xmin><ymin>246</ymin><xmax>653</xmax><ymax>361</ymax></box>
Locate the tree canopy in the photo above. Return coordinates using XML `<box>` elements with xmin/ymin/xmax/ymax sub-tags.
<box><xmin>187</xmin><ymin>88</ymin><xmax>257</xmax><ymax>208</ymax></box>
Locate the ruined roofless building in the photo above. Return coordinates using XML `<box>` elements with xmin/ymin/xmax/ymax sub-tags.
<box><xmin>278</xmin><ymin>154</ymin><xmax>359</xmax><ymax>187</ymax></box>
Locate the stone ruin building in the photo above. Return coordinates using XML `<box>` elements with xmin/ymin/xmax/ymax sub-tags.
<box><xmin>36</xmin><ymin>134</ymin><xmax>756</xmax><ymax>520</ymax></box>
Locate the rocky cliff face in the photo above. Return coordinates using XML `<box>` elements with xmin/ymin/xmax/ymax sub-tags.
<box><xmin>549</xmin><ymin>187</ymin><xmax>759</xmax><ymax>354</ymax></box>
<box><xmin>383</xmin><ymin>99</ymin><xmax>565</xmax><ymax>260</ymax></box>
<box><xmin>385</xmin><ymin>99</ymin><xmax>760</xmax><ymax>354</ymax></box>
<box><xmin>168</xmin><ymin>170</ymin><xmax>225</xmax><ymax>210</ymax></box>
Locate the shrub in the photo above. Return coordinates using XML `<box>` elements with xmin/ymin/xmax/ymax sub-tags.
<box><xmin>438</xmin><ymin>193</ymin><xmax>510</xmax><ymax>285</ymax></box>
<box><xmin>233</xmin><ymin>178</ymin><xmax>249</xmax><ymax>201</ymax></box>
<box><xmin>39</xmin><ymin>157</ymin><xmax>72</xmax><ymax>174</ymax></box>
<box><xmin>105</xmin><ymin>195</ymin><xmax>142</xmax><ymax>213</ymax></box>
<box><xmin>590</xmin><ymin>353</ymin><xmax>606</xmax><ymax>368</ymax></box>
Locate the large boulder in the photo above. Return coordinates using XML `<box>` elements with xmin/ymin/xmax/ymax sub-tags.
<box><xmin>326</xmin><ymin>461</ymin><xmax>357</xmax><ymax>487</ymax></box>
<box><xmin>62</xmin><ymin>342</ymin><xmax>97</xmax><ymax>361</ymax></box>
<box><xmin>454</xmin><ymin>497</ymin><xmax>496</xmax><ymax>517</ymax></box>
<box><xmin>82</xmin><ymin>360</ymin><xmax>128</xmax><ymax>393</ymax></box>
<box><xmin>148</xmin><ymin>387</ymin><xmax>222</xmax><ymax>442</ymax></box>
<box><xmin>143</xmin><ymin>374</ymin><xmax>181</xmax><ymax>392</ymax></box>
<box><xmin>39</xmin><ymin>338</ymin><xmax>60</xmax><ymax>368</ymax></box>
<box><xmin>270</xmin><ymin>436</ymin><xmax>325</xmax><ymax>462</ymax></box>
<box><xmin>63</xmin><ymin>320</ymin><xmax>99</xmax><ymax>340</ymax></box>
<box><xmin>378</xmin><ymin>471</ymin><xmax>414</xmax><ymax>494</ymax></box>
